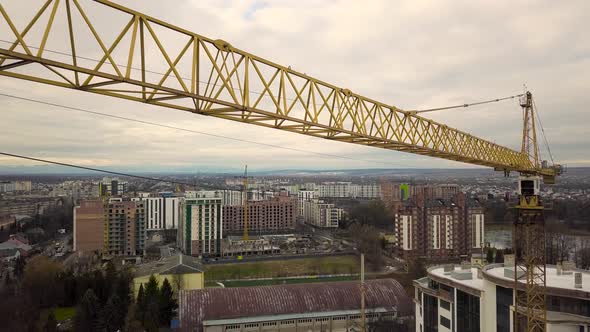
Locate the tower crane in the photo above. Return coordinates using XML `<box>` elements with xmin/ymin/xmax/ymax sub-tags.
<box><xmin>0</xmin><ymin>1</ymin><xmax>562</xmax><ymax>330</ymax></box>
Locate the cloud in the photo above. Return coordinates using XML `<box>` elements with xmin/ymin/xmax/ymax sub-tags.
<box><xmin>0</xmin><ymin>0</ymin><xmax>588</xmax><ymax>172</ymax></box>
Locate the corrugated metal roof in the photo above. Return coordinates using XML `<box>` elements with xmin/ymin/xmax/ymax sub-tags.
<box><xmin>179</xmin><ymin>278</ymin><xmax>411</xmax><ymax>331</ymax></box>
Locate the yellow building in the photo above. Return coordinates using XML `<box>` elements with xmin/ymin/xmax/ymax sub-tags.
<box><xmin>133</xmin><ymin>254</ymin><xmax>204</xmax><ymax>297</ymax></box>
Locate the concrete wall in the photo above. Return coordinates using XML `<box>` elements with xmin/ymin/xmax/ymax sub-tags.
<box><xmin>133</xmin><ymin>272</ymin><xmax>204</xmax><ymax>298</ymax></box>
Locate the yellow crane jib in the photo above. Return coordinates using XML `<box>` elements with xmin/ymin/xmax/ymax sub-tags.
<box><xmin>0</xmin><ymin>0</ymin><xmax>560</xmax><ymax>181</ymax></box>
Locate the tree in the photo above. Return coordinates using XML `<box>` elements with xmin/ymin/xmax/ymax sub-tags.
<box><xmin>136</xmin><ymin>283</ymin><xmax>146</xmax><ymax>322</ymax></box>
<box><xmin>22</xmin><ymin>255</ymin><xmax>64</xmax><ymax>308</ymax></box>
<box><xmin>407</xmin><ymin>258</ymin><xmax>427</xmax><ymax>280</ymax></box>
<box><xmin>124</xmin><ymin>304</ymin><xmax>143</xmax><ymax>332</ymax></box>
<box><xmin>144</xmin><ymin>275</ymin><xmax>159</xmax><ymax>300</ymax></box>
<box><xmin>75</xmin><ymin>289</ymin><xmax>100</xmax><ymax>332</ymax></box>
<box><xmin>101</xmin><ymin>294</ymin><xmax>125</xmax><ymax>332</ymax></box>
<box><xmin>44</xmin><ymin>310</ymin><xmax>58</xmax><ymax>332</ymax></box>
<box><xmin>159</xmin><ymin>278</ymin><xmax>177</xmax><ymax>326</ymax></box>
<box><xmin>14</xmin><ymin>255</ymin><xmax>25</xmax><ymax>279</ymax></box>
<box><xmin>486</xmin><ymin>248</ymin><xmax>494</xmax><ymax>264</ymax></box>
<box><xmin>495</xmin><ymin>250</ymin><xmax>504</xmax><ymax>263</ymax></box>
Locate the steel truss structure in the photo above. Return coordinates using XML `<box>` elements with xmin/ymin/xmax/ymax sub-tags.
<box><xmin>0</xmin><ymin>0</ymin><xmax>559</xmax><ymax>180</ymax></box>
<box><xmin>513</xmin><ymin>196</ymin><xmax>546</xmax><ymax>332</ymax></box>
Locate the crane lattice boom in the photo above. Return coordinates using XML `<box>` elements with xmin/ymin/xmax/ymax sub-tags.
<box><xmin>0</xmin><ymin>0</ymin><xmax>560</xmax><ymax>180</ymax></box>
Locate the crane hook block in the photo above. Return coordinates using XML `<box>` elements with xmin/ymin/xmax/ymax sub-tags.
<box><xmin>214</xmin><ymin>39</ymin><xmax>232</xmax><ymax>52</ymax></box>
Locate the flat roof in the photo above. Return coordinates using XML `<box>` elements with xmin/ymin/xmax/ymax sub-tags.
<box><xmin>486</xmin><ymin>265</ymin><xmax>590</xmax><ymax>293</ymax></box>
<box><xmin>427</xmin><ymin>264</ymin><xmax>590</xmax><ymax>295</ymax></box>
<box><xmin>429</xmin><ymin>266</ymin><xmax>484</xmax><ymax>293</ymax></box>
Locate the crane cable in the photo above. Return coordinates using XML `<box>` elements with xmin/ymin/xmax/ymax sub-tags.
<box><xmin>410</xmin><ymin>94</ymin><xmax>524</xmax><ymax>114</ymax></box>
<box><xmin>532</xmin><ymin>99</ymin><xmax>555</xmax><ymax>165</ymax></box>
<box><xmin>0</xmin><ymin>151</ymin><xmax>197</xmax><ymax>188</ymax></box>
<box><xmin>0</xmin><ymin>92</ymin><xmax>417</xmax><ymax>168</ymax></box>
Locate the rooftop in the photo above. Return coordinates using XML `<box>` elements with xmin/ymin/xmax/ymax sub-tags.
<box><xmin>179</xmin><ymin>279</ymin><xmax>411</xmax><ymax>330</ymax></box>
<box><xmin>425</xmin><ymin>263</ymin><xmax>590</xmax><ymax>295</ymax></box>
<box><xmin>428</xmin><ymin>265</ymin><xmax>484</xmax><ymax>293</ymax></box>
<box><xmin>134</xmin><ymin>254</ymin><xmax>203</xmax><ymax>278</ymax></box>
<box><xmin>486</xmin><ymin>264</ymin><xmax>590</xmax><ymax>293</ymax></box>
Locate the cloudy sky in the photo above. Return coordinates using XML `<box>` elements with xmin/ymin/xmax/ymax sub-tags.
<box><xmin>0</xmin><ymin>0</ymin><xmax>589</xmax><ymax>173</ymax></box>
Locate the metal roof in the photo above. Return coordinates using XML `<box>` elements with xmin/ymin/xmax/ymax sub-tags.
<box><xmin>179</xmin><ymin>278</ymin><xmax>411</xmax><ymax>331</ymax></box>
<box><xmin>134</xmin><ymin>254</ymin><xmax>203</xmax><ymax>278</ymax></box>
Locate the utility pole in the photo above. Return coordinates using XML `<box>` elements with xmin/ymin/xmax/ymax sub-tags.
<box><xmin>360</xmin><ymin>253</ymin><xmax>366</xmax><ymax>332</ymax></box>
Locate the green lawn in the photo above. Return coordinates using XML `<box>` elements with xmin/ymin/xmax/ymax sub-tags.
<box><xmin>40</xmin><ymin>306</ymin><xmax>76</xmax><ymax>323</ymax></box>
<box><xmin>204</xmin><ymin>255</ymin><xmax>360</xmax><ymax>281</ymax></box>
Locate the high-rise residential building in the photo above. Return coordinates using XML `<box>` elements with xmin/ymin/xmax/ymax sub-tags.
<box><xmin>132</xmin><ymin>193</ymin><xmax>181</xmax><ymax>230</ymax></box>
<box><xmin>415</xmin><ymin>261</ymin><xmax>590</xmax><ymax>332</ymax></box>
<box><xmin>178</xmin><ymin>196</ymin><xmax>223</xmax><ymax>257</ymax></box>
<box><xmin>74</xmin><ymin>199</ymin><xmax>146</xmax><ymax>256</ymax></box>
<box><xmin>222</xmin><ymin>196</ymin><xmax>296</xmax><ymax>234</ymax></box>
<box><xmin>98</xmin><ymin>177</ymin><xmax>128</xmax><ymax>196</ymax></box>
<box><xmin>74</xmin><ymin>200</ymin><xmax>104</xmax><ymax>253</ymax></box>
<box><xmin>297</xmin><ymin>189</ymin><xmax>315</xmax><ymax>216</ymax></box>
<box><xmin>349</xmin><ymin>184</ymin><xmax>381</xmax><ymax>199</ymax></box>
<box><xmin>0</xmin><ymin>181</ymin><xmax>32</xmax><ymax>193</ymax></box>
<box><xmin>303</xmin><ymin>199</ymin><xmax>343</xmax><ymax>228</ymax></box>
<box><xmin>394</xmin><ymin>193</ymin><xmax>484</xmax><ymax>260</ymax></box>
<box><xmin>316</xmin><ymin>182</ymin><xmax>351</xmax><ymax>198</ymax></box>
<box><xmin>186</xmin><ymin>190</ymin><xmax>243</xmax><ymax>206</ymax></box>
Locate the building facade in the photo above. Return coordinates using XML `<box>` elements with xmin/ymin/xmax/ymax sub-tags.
<box><xmin>0</xmin><ymin>181</ymin><xmax>32</xmax><ymax>193</ymax></box>
<box><xmin>394</xmin><ymin>193</ymin><xmax>484</xmax><ymax>260</ymax></box>
<box><xmin>222</xmin><ymin>196</ymin><xmax>296</xmax><ymax>234</ymax></box>
<box><xmin>178</xmin><ymin>196</ymin><xmax>223</xmax><ymax>257</ymax></box>
<box><xmin>303</xmin><ymin>199</ymin><xmax>343</xmax><ymax>228</ymax></box>
<box><xmin>414</xmin><ymin>261</ymin><xmax>590</xmax><ymax>332</ymax></box>
<box><xmin>297</xmin><ymin>190</ymin><xmax>315</xmax><ymax>216</ymax></box>
<box><xmin>74</xmin><ymin>199</ymin><xmax>146</xmax><ymax>256</ymax></box>
<box><xmin>98</xmin><ymin>177</ymin><xmax>128</xmax><ymax>196</ymax></box>
<box><xmin>132</xmin><ymin>194</ymin><xmax>181</xmax><ymax>230</ymax></box>
<box><xmin>73</xmin><ymin>200</ymin><xmax>104</xmax><ymax>253</ymax></box>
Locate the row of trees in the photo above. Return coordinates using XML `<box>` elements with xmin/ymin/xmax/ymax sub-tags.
<box><xmin>132</xmin><ymin>276</ymin><xmax>178</xmax><ymax>331</ymax></box>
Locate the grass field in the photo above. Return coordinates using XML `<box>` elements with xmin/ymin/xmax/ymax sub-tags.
<box><xmin>204</xmin><ymin>255</ymin><xmax>360</xmax><ymax>281</ymax></box>
<box><xmin>206</xmin><ymin>275</ymin><xmax>359</xmax><ymax>288</ymax></box>
<box><xmin>40</xmin><ymin>306</ymin><xmax>76</xmax><ymax>323</ymax></box>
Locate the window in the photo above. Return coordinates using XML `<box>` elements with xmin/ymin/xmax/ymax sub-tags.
<box><xmin>441</xmin><ymin>316</ymin><xmax>451</xmax><ymax>328</ymax></box>
<box><xmin>440</xmin><ymin>299</ymin><xmax>451</xmax><ymax>311</ymax></box>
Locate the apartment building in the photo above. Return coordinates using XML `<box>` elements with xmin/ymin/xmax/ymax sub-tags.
<box><xmin>178</xmin><ymin>196</ymin><xmax>223</xmax><ymax>257</ymax></box>
<box><xmin>222</xmin><ymin>196</ymin><xmax>296</xmax><ymax>234</ymax></box>
<box><xmin>394</xmin><ymin>193</ymin><xmax>484</xmax><ymax>260</ymax></box>
<box><xmin>297</xmin><ymin>190</ymin><xmax>315</xmax><ymax>216</ymax></box>
<box><xmin>74</xmin><ymin>199</ymin><xmax>146</xmax><ymax>256</ymax></box>
<box><xmin>98</xmin><ymin>177</ymin><xmax>128</xmax><ymax>196</ymax></box>
<box><xmin>132</xmin><ymin>193</ymin><xmax>181</xmax><ymax>230</ymax></box>
<box><xmin>0</xmin><ymin>181</ymin><xmax>32</xmax><ymax>193</ymax></box>
<box><xmin>415</xmin><ymin>260</ymin><xmax>590</xmax><ymax>332</ymax></box>
<box><xmin>303</xmin><ymin>199</ymin><xmax>343</xmax><ymax>228</ymax></box>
